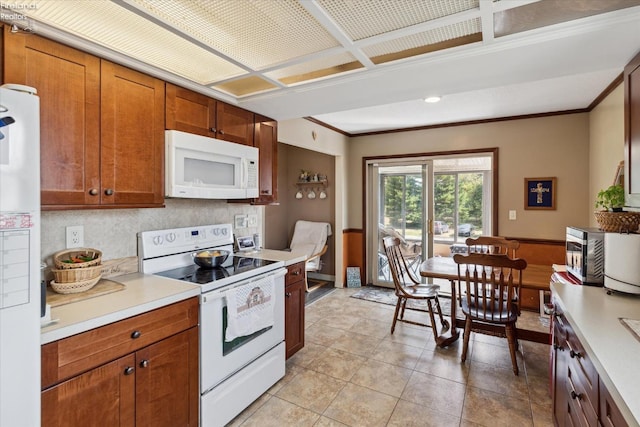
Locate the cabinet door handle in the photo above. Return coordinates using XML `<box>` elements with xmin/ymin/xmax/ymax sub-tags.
<box><xmin>219</xmin><ymin>130</ymin><xmax>225</xmax><ymax>135</ymax></box>
<box><xmin>131</xmin><ymin>330</ymin><xmax>141</xmax><ymax>339</ymax></box>
<box><xmin>569</xmin><ymin>349</ymin><xmax>582</xmax><ymax>359</ymax></box>
<box><xmin>285</xmin><ymin>292</ymin><xmax>292</xmax><ymax>297</ymax></box>
<box><xmin>89</xmin><ymin>188</ymin><xmax>98</xmax><ymax>196</ymax></box>
<box><xmin>291</xmin><ymin>271</ymin><xmax>301</xmax><ymax>276</ymax></box>
<box><xmin>140</xmin><ymin>359</ymin><xmax>149</xmax><ymax>368</ymax></box>
<box><xmin>209</xmin><ymin>128</ymin><xmax>217</xmax><ymax>133</ymax></box>
<box><xmin>570</xmin><ymin>390</ymin><xmax>582</xmax><ymax>400</ymax></box>
<box><xmin>124</xmin><ymin>366</ymin><xmax>135</xmax><ymax>376</ymax></box>
<box><xmin>104</xmin><ymin>188</ymin><xmax>114</xmax><ymax>196</ymax></box>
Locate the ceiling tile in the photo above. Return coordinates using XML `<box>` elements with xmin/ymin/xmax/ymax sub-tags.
<box><xmin>317</xmin><ymin>0</ymin><xmax>479</xmax><ymax>40</ymax></box>
<box><xmin>128</xmin><ymin>0</ymin><xmax>341</xmax><ymax>69</ymax></box>
<box><xmin>363</xmin><ymin>19</ymin><xmax>482</xmax><ymax>63</ymax></box>
<box><xmin>24</xmin><ymin>0</ymin><xmax>245</xmax><ymax>83</ymax></box>
<box><xmin>265</xmin><ymin>52</ymin><xmax>362</xmax><ymax>85</ymax></box>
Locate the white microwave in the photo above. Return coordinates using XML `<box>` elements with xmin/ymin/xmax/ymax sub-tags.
<box><xmin>165</xmin><ymin>130</ymin><xmax>259</xmax><ymax>199</ymax></box>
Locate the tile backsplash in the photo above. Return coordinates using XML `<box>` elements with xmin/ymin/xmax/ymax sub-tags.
<box><xmin>41</xmin><ymin>199</ymin><xmax>262</xmax><ymax>266</ymax></box>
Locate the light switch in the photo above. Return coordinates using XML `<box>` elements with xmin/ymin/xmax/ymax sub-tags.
<box><xmin>509</xmin><ymin>210</ymin><xmax>517</xmax><ymax>220</ymax></box>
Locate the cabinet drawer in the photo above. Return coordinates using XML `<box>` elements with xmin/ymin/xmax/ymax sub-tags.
<box><xmin>286</xmin><ymin>262</ymin><xmax>305</xmax><ymax>286</ymax></box>
<box><xmin>566</xmin><ymin>360</ymin><xmax>598</xmax><ymax>427</ymax></box>
<box><xmin>565</xmin><ymin>324</ymin><xmax>598</xmax><ymax>408</ymax></box>
<box><xmin>42</xmin><ymin>297</ymin><xmax>198</xmax><ymax>389</ymax></box>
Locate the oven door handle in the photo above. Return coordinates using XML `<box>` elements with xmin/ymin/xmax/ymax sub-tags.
<box><xmin>201</xmin><ymin>268</ymin><xmax>288</xmax><ymax>305</ymax></box>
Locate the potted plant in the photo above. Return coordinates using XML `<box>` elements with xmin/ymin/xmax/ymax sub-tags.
<box><xmin>595</xmin><ymin>184</ymin><xmax>625</xmax><ymax>212</ymax></box>
<box><xmin>594</xmin><ymin>184</ymin><xmax>640</xmax><ymax>232</ymax></box>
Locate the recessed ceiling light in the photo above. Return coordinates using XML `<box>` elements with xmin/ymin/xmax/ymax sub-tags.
<box><xmin>424</xmin><ymin>96</ymin><xmax>441</xmax><ymax>103</ymax></box>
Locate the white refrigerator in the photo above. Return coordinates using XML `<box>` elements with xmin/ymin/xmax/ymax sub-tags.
<box><xmin>0</xmin><ymin>84</ymin><xmax>41</xmax><ymax>426</ymax></box>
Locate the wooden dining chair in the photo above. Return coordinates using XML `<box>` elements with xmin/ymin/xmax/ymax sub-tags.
<box><xmin>383</xmin><ymin>236</ymin><xmax>449</xmax><ymax>341</ymax></box>
<box><xmin>465</xmin><ymin>236</ymin><xmax>520</xmax><ymax>258</ymax></box>
<box><xmin>453</xmin><ymin>252</ymin><xmax>527</xmax><ymax>375</ymax></box>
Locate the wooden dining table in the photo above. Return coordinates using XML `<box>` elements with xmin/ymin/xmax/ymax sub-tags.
<box><xmin>419</xmin><ymin>256</ymin><xmax>554</xmax><ymax>346</ymax></box>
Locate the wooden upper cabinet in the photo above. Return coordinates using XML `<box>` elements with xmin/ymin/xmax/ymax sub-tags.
<box><xmin>625</xmin><ymin>50</ymin><xmax>640</xmax><ymax>207</ymax></box>
<box><xmin>3</xmin><ymin>28</ymin><xmax>101</xmax><ymax>207</ymax></box>
<box><xmin>216</xmin><ymin>102</ymin><xmax>254</xmax><ymax>146</ymax></box>
<box><xmin>3</xmin><ymin>29</ymin><xmax>164</xmax><ymax>209</ymax></box>
<box><xmin>165</xmin><ymin>83</ymin><xmax>216</xmax><ymax>138</ymax></box>
<box><xmin>254</xmin><ymin>114</ymin><xmax>278</xmax><ymax>204</ymax></box>
<box><xmin>101</xmin><ymin>61</ymin><xmax>165</xmax><ymax>207</ymax></box>
<box><xmin>165</xmin><ymin>83</ymin><xmax>254</xmax><ymax>145</ymax></box>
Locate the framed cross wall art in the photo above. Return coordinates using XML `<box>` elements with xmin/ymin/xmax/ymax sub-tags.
<box><xmin>524</xmin><ymin>177</ymin><xmax>556</xmax><ymax>210</ymax></box>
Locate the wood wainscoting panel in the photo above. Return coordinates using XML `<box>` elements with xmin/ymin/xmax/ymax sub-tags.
<box><xmin>343</xmin><ymin>229</ymin><xmax>363</xmax><ymax>286</ymax></box>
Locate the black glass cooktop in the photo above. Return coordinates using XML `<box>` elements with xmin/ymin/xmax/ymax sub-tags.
<box><xmin>155</xmin><ymin>255</ymin><xmax>278</xmax><ymax>285</ymax></box>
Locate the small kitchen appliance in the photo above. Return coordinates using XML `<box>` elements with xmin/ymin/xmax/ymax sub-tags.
<box><xmin>604</xmin><ymin>232</ymin><xmax>640</xmax><ymax>295</ymax></box>
<box><xmin>565</xmin><ymin>226</ymin><xmax>605</xmax><ymax>285</ymax></box>
<box><xmin>0</xmin><ymin>84</ymin><xmax>41</xmax><ymax>426</ymax></box>
<box><xmin>165</xmin><ymin>130</ymin><xmax>259</xmax><ymax>200</ymax></box>
<box><xmin>138</xmin><ymin>224</ymin><xmax>287</xmax><ymax>427</ymax></box>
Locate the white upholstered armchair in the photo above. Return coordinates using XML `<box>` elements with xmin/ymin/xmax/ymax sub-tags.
<box><xmin>289</xmin><ymin>220</ymin><xmax>332</xmax><ymax>292</ymax></box>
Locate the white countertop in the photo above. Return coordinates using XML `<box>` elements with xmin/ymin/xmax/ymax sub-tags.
<box><xmin>551</xmin><ymin>282</ymin><xmax>640</xmax><ymax>427</ymax></box>
<box><xmin>241</xmin><ymin>249</ymin><xmax>306</xmax><ymax>266</ymax></box>
<box><xmin>41</xmin><ymin>273</ymin><xmax>200</xmax><ymax>344</ymax></box>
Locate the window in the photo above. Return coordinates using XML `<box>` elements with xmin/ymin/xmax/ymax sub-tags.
<box><xmin>433</xmin><ymin>156</ymin><xmax>492</xmax><ymax>244</ymax></box>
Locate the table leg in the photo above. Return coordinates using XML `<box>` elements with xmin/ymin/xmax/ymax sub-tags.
<box><xmin>435</xmin><ymin>279</ymin><xmax>460</xmax><ymax>347</ymax></box>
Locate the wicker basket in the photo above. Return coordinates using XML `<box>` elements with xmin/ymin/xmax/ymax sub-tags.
<box><xmin>51</xmin><ymin>264</ymin><xmax>103</xmax><ymax>283</ymax></box>
<box><xmin>50</xmin><ymin>275</ymin><xmax>101</xmax><ymax>294</ymax></box>
<box><xmin>53</xmin><ymin>248</ymin><xmax>102</xmax><ymax>270</ymax></box>
<box><xmin>594</xmin><ymin>211</ymin><xmax>640</xmax><ymax>233</ymax></box>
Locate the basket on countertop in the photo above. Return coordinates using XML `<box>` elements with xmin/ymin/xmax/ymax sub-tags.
<box><xmin>53</xmin><ymin>248</ymin><xmax>102</xmax><ymax>270</ymax></box>
<box><xmin>51</xmin><ymin>264</ymin><xmax>103</xmax><ymax>283</ymax></box>
<box><xmin>594</xmin><ymin>211</ymin><xmax>640</xmax><ymax>233</ymax></box>
<box><xmin>50</xmin><ymin>275</ymin><xmax>102</xmax><ymax>294</ymax></box>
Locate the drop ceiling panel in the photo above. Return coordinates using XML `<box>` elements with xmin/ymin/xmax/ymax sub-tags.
<box><xmin>265</xmin><ymin>52</ymin><xmax>362</xmax><ymax>85</ymax></box>
<box><xmin>23</xmin><ymin>0</ymin><xmax>245</xmax><ymax>83</ymax></box>
<box><xmin>317</xmin><ymin>0</ymin><xmax>479</xmax><ymax>40</ymax></box>
<box><xmin>128</xmin><ymin>0</ymin><xmax>341</xmax><ymax>69</ymax></box>
<box><xmin>363</xmin><ymin>19</ymin><xmax>482</xmax><ymax>62</ymax></box>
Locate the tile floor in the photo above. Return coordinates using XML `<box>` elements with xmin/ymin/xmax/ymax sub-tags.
<box><xmin>228</xmin><ymin>287</ymin><xmax>554</xmax><ymax>427</ymax></box>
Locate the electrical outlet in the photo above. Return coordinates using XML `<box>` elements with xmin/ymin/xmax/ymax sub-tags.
<box><xmin>247</xmin><ymin>214</ymin><xmax>258</xmax><ymax>227</ymax></box>
<box><xmin>66</xmin><ymin>225</ymin><xmax>84</xmax><ymax>248</ymax></box>
<box><xmin>234</xmin><ymin>214</ymin><xmax>248</xmax><ymax>229</ymax></box>
<box><xmin>509</xmin><ymin>210</ymin><xmax>517</xmax><ymax>220</ymax></box>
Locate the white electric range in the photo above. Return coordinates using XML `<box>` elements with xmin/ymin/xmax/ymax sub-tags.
<box><xmin>138</xmin><ymin>224</ymin><xmax>287</xmax><ymax>427</ymax></box>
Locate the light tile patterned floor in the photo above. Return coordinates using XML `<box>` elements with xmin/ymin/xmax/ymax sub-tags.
<box><xmin>228</xmin><ymin>287</ymin><xmax>554</xmax><ymax>427</ymax></box>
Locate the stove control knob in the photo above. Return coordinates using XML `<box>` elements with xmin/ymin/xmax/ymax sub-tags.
<box><xmin>165</xmin><ymin>232</ymin><xmax>176</xmax><ymax>243</ymax></box>
<box><xmin>153</xmin><ymin>235</ymin><xmax>164</xmax><ymax>245</ymax></box>
<box><xmin>220</xmin><ymin>228</ymin><xmax>228</xmax><ymax>236</ymax></box>
<box><xmin>212</xmin><ymin>228</ymin><xmax>220</xmax><ymax>236</ymax></box>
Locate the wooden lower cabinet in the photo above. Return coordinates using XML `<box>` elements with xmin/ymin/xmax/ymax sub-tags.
<box><xmin>41</xmin><ymin>298</ymin><xmax>199</xmax><ymax>426</ymax></box>
<box><xmin>285</xmin><ymin>262</ymin><xmax>305</xmax><ymax>359</ymax></box>
<box><xmin>551</xmin><ymin>296</ymin><xmax>628</xmax><ymax>427</ymax></box>
<box><xmin>42</xmin><ymin>354</ymin><xmax>135</xmax><ymax>427</ymax></box>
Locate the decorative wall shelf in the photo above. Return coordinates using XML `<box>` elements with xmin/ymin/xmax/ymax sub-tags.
<box><xmin>296</xmin><ymin>179</ymin><xmax>328</xmax><ymax>187</ymax></box>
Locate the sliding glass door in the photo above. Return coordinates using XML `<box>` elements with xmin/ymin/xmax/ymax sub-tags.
<box><xmin>368</xmin><ymin>160</ymin><xmax>433</xmax><ymax>288</ymax></box>
<box><xmin>366</xmin><ymin>153</ymin><xmax>494</xmax><ymax>289</ymax></box>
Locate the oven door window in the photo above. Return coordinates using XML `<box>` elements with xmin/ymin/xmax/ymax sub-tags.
<box><xmin>222</xmin><ymin>306</ymin><xmax>272</xmax><ymax>356</ymax></box>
